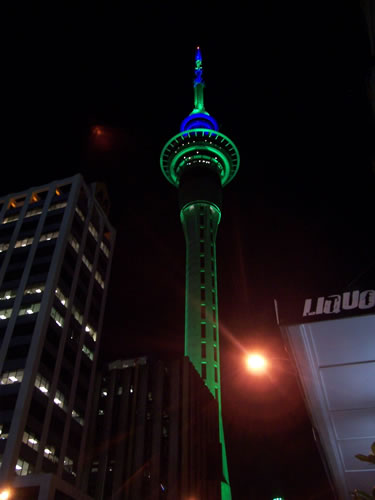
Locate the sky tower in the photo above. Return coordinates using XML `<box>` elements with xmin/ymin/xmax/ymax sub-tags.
<box><xmin>160</xmin><ymin>47</ymin><xmax>240</xmax><ymax>500</ymax></box>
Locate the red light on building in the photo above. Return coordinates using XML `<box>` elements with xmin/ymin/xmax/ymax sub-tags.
<box><xmin>90</xmin><ymin>125</ymin><xmax>113</xmax><ymax>151</ymax></box>
<box><xmin>92</xmin><ymin>126</ymin><xmax>104</xmax><ymax>136</ymax></box>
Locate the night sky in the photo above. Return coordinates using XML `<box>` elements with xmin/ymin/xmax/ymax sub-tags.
<box><xmin>3</xmin><ymin>2</ymin><xmax>375</xmax><ymax>499</ymax></box>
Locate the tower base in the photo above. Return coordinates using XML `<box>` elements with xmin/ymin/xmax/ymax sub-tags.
<box><xmin>221</xmin><ymin>480</ymin><xmax>232</xmax><ymax>500</ymax></box>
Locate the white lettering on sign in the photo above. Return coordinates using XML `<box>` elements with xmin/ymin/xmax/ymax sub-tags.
<box><xmin>303</xmin><ymin>290</ymin><xmax>375</xmax><ymax>317</ymax></box>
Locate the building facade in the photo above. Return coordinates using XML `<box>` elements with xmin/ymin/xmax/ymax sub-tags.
<box><xmin>85</xmin><ymin>356</ymin><xmax>222</xmax><ymax>500</ymax></box>
<box><xmin>276</xmin><ymin>288</ymin><xmax>375</xmax><ymax>499</ymax></box>
<box><xmin>0</xmin><ymin>175</ymin><xmax>115</xmax><ymax>499</ymax></box>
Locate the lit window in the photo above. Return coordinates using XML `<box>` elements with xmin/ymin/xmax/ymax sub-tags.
<box><xmin>72</xmin><ymin>410</ymin><xmax>84</xmax><ymax>425</ymax></box>
<box><xmin>43</xmin><ymin>445</ymin><xmax>58</xmax><ymax>463</ymax></box>
<box><xmin>100</xmin><ymin>241</ymin><xmax>110</xmax><ymax>257</ymax></box>
<box><xmin>88</xmin><ymin>222</ymin><xmax>98</xmax><ymax>240</ymax></box>
<box><xmin>54</xmin><ymin>389</ymin><xmax>66</xmax><ymax>409</ymax></box>
<box><xmin>55</xmin><ymin>288</ymin><xmax>68</xmax><ymax>307</ymax></box>
<box><xmin>25</xmin><ymin>208</ymin><xmax>43</xmax><ymax>218</ymax></box>
<box><xmin>24</xmin><ymin>284</ymin><xmax>45</xmax><ymax>296</ymax></box>
<box><xmin>50</xmin><ymin>307</ymin><xmax>64</xmax><ymax>327</ymax></box>
<box><xmin>82</xmin><ymin>254</ymin><xmax>93</xmax><ymax>271</ymax></box>
<box><xmin>35</xmin><ymin>374</ymin><xmax>50</xmax><ymax>395</ymax></box>
<box><xmin>15</xmin><ymin>458</ymin><xmax>32</xmax><ymax>476</ymax></box>
<box><xmin>95</xmin><ymin>271</ymin><xmax>105</xmax><ymax>289</ymax></box>
<box><xmin>0</xmin><ymin>423</ymin><xmax>9</xmax><ymax>440</ymax></box>
<box><xmin>63</xmin><ymin>456</ymin><xmax>74</xmax><ymax>473</ymax></box>
<box><xmin>82</xmin><ymin>344</ymin><xmax>94</xmax><ymax>360</ymax></box>
<box><xmin>0</xmin><ymin>242</ymin><xmax>10</xmax><ymax>253</ymax></box>
<box><xmin>18</xmin><ymin>303</ymin><xmax>40</xmax><ymax>317</ymax></box>
<box><xmin>49</xmin><ymin>201</ymin><xmax>67</xmax><ymax>211</ymax></box>
<box><xmin>22</xmin><ymin>431</ymin><xmax>39</xmax><ymax>451</ymax></box>
<box><xmin>0</xmin><ymin>308</ymin><xmax>12</xmax><ymax>320</ymax></box>
<box><xmin>0</xmin><ymin>369</ymin><xmax>24</xmax><ymax>385</ymax></box>
<box><xmin>14</xmin><ymin>237</ymin><xmax>33</xmax><ymax>248</ymax></box>
<box><xmin>9</xmin><ymin>196</ymin><xmax>25</xmax><ymax>208</ymax></box>
<box><xmin>2</xmin><ymin>214</ymin><xmax>19</xmax><ymax>224</ymax></box>
<box><xmin>39</xmin><ymin>231</ymin><xmax>59</xmax><ymax>243</ymax></box>
<box><xmin>30</xmin><ymin>193</ymin><xmax>40</xmax><ymax>203</ymax></box>
<box><xmin>75</xmin><ymin>207</ymin><xmax>85</xmax><ymax>221</ymax></box>
<box><xmin>85</xmin><ymin>324</ymin><xmax>97</xmax><ymax>342</ymax></box>
<box><xmin>68</xmin><ymin>234</ymin><xmax>80</xmax><ymax>253</ymax></box>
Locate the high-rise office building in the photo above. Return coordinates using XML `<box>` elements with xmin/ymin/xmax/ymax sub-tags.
<box><xmin>85</xmin><ymin>356</ymin><xmax>222</xmax><ymax>500</ymax></box>
<box><xmin>0</xmin><ymin>174</ymin><xmax>115</xmax><ymax>499</ymax></box>
<box><xmin>160</xmin><ymin>48</ymin><xmax>240</xmax><ymax>499</ymax></box>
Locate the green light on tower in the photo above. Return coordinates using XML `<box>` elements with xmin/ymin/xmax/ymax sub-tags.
<box><xmin>160</xmin><ymin>48</ymin><xmax>239</xmax><ymax>500</ymax></box>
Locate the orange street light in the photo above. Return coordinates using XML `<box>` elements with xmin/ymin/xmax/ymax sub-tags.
<box><xmin>0</xmin><ymin>489</ymin><xmax>12</xmax><ymax>500</ymax></box>
<box><xmin>246</xmin><ymin>353</ymin><xmax>268</xmax><ymax>374</ymax></box>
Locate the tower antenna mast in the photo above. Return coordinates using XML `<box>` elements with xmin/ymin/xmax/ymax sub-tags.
<box><xmin>194</xmin><ymin>46</ymin><xmax>205</xmax><ymax>112</ymax></box>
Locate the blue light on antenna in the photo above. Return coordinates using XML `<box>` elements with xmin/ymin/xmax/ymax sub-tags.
<box><xmin>194</xmin><ymin>47</ymin><xmax>203</xmax><ymax>86</ymax></box>
<box><xmin>180</xmin><ymin>112</ymin><xmax>219</xmax><ymax>132</ymax></box>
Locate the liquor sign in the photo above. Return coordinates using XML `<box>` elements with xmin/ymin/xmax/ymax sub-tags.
<box><xmin>276</xmin><ymin>289</ymin><xmax>375</xmax><ymax>326</ymax></box>
<box><xmin>303</xmin><ymin>289</ymin><xmax>375</xmax><ymax>317</ymax></box>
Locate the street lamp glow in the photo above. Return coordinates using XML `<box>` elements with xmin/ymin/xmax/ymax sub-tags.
<box><xmin>0</xmin><ymin>489</ymin><xmax>12</xmax><ymax>500</ymax></box>
<box><xmin>246</xmin><ymin>353</ymin><xmax>268</xmax><ymax>374</ymax></box>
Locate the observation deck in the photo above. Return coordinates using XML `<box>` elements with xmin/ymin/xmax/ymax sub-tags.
<box><xmin>160</xmin><ymin>128</ymin><xmax>240</xmax><ymax>188</ymax></box>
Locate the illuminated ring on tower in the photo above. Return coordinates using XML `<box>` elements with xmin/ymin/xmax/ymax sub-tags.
<box><xmin>160</xmin><ymin>129</ymin><xmax>240</xmax><ymax>187</ymax></box>
<box><xmin>180</xmin><ymin>112</ymin><xmax>219</xmax><ymax>132</ymax></box>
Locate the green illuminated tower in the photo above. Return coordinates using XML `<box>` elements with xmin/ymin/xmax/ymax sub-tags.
<box><xmin>160</xmin><ymin>48</ymin><xmax>239</xmax><ymax>500</ymax></box>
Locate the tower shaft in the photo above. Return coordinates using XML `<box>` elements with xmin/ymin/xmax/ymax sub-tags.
<box><xmin>181</xmin><ymin>202</ymin><xmax>220</xmax><ymax>398</ymax></box>
<box><xmin>181</xmin><ymin>201</ymin><xmax>231</xmax><ymax>499</ymax></box>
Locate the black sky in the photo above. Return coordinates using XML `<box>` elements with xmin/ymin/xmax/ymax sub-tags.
<box><xmin>3</xmin><ymin>2</ymin><xmax>375</xmax><ymax>499</ymax></box>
